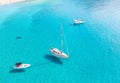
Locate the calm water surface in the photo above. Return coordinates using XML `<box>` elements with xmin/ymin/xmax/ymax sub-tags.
<box><xmin>0</xmin><ymin>0</ymin><xmax>120</xmax><ymax>83</ymax></box>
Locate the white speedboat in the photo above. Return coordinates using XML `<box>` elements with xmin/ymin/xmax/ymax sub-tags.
<box><xmin>74</xmin><ymin>19</ymin><xmax>84</xmax><ymax>24</ymax></box>
<box><xmin>50</xmin><ymin>48</ymin><xmax>68</xmax><ymax>58</ymax></box>
<box><xmin>14</xmin><ymin>62</ymin><xmax>31</xmax><ymax>69</ymax></box>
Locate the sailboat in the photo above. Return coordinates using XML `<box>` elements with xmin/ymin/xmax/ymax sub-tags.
<box><xmin>50</xmin><ymin>25</ymin><xmax>69</xmax><ymax>58</ymax></box>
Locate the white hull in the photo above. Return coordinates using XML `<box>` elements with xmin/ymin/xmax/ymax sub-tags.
<box><xmin>50</xmin><ymin>48</ymin><xmax>68</xmax><ymax>58</ymax></box>
<box><xmin>74</xmin><ymin>20</ymin><xmax>84</xmax><ymax>24</ymax></box>
<box><xmin>14</xmin><ymin>64</ymin><xmax>31</xmax><ymax>69</ymax></box>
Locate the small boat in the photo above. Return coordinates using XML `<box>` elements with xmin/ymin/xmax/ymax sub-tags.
<box><xmin>50</xmin><ymin>48</ymin><xmax>68</xmax><ymax>58</ymax></box>
<box><xmin>14</xmin><ymin>62</ymin><xmax>31</xmax><ymax>69</ymax></box>
<box><xmin>74</xmin><ymin>19</ymin><xmax>84</xmax><ymax>25</ymax></box>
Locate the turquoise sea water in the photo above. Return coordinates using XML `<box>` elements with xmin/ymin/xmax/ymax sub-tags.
<box><xmin>0</xmin><ymin>0</ymin><xmax>120</xmax><ymax>83</ymax></box>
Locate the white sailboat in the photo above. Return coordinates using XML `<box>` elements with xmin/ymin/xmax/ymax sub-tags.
<box><xmin>50</xmin><ymin>48</ymin><xmax>68</xmax><ymax>58</ymax></box>
<box><xmin>50</xmin><ymin>25</ymin><xmax>69</xmax><ymax>58</ymax></box>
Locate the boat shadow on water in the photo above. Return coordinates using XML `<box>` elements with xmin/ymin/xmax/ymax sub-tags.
<box><xmin>45</xmin><ymin>54</ymin><xmax>63</xmax><ymax>65</ymax></box>
<box><xmin>69</xmin><ymin>23</ymin><xmax>84</xmax><ymax>27</ymax></box>
<box><xmin>9</xmin><ymin>69</ymin><xmax>25</xmax><ymax>73</ymax></box>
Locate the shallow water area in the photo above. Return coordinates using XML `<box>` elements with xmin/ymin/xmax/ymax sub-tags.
<box><xmin>0</xmin><ymin>0</ymin><xmax>120</xmax><ymax>83</ymax></box>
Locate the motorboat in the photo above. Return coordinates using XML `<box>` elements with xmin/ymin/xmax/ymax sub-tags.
<box><xmin>74</xmin><ymin>19</ymin><xmax>84</xmax><ymax>24</ymax></box>
<box><xmin>14</xmin><ymin>62</ymin><xmax>31</xmax><ymax>69</ymax></box>
<box><xmin>50</xmin><ymin>48</ymin><xmax>68</xmax><ymax>58</ymax></box>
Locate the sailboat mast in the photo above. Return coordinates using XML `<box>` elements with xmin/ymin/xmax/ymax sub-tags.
<box><xmin>60</xmin><ymin>24</ymin><xmax>63</xmax><ymax>51</ymax></box>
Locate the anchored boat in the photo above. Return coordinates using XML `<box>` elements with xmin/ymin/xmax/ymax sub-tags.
<box><xmin>74</xmin><ymin>19</ymin><xmax>85</xmax><ymax>25</ymax></box>
<box><xmin>50</xmin><ymin>25</ymin><xmax>69</xmax><ymax>58</ymax></box>
<box><xmin>50</xmin><ymin>48</ymin><xmax>68</xmax><ymax>58</ymax></box>
<box><xmin>14</xmin><ymin>62</ymin><xmax>31</xmax><ymax>69</ymax></box>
